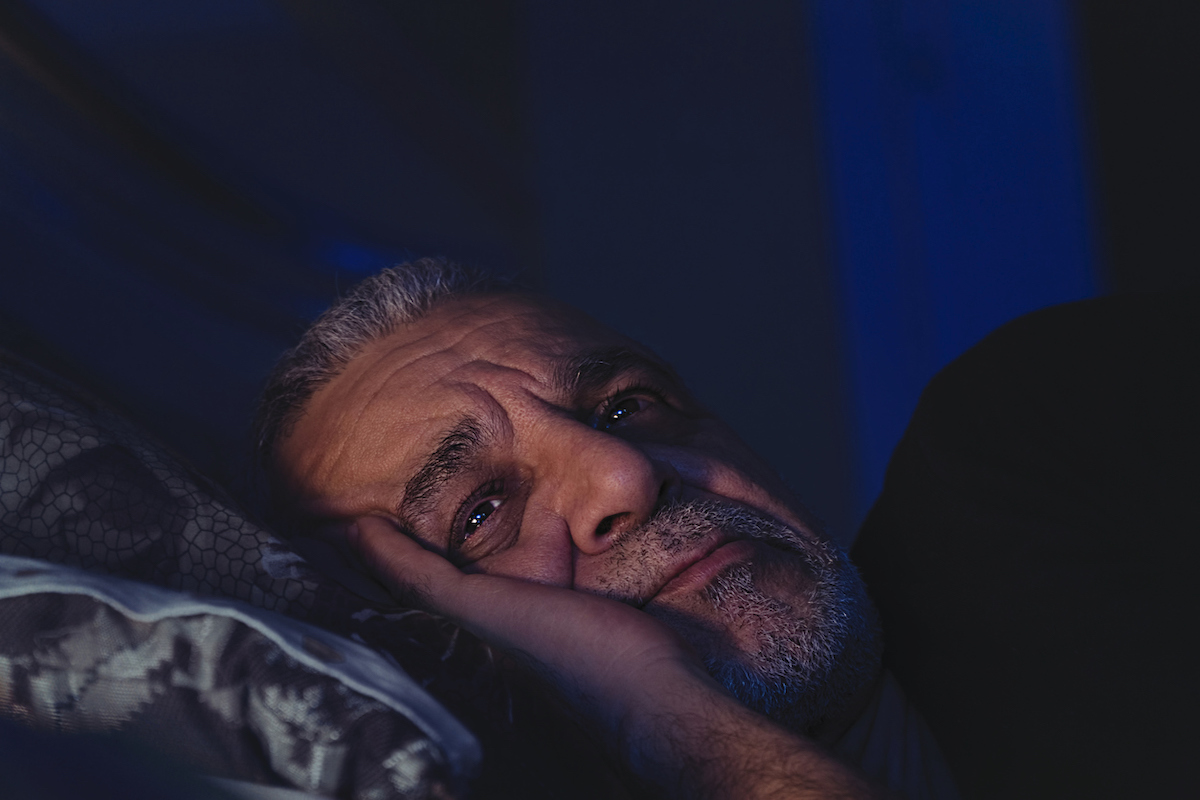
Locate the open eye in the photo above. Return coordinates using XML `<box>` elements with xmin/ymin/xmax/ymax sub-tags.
<box><xmin>595</xmin><ymin>387</ymin><xmax>664</xmax><ymax>431</ymax></box>
<box><xmin>600</xmin><ymin>396</ymin><xmax>645</xmax><ymax>429</ymax></box>
<box><xmin>463</xmin><ymin>498</ymin><xmax>501</xmax><ymax>540</ymax></box>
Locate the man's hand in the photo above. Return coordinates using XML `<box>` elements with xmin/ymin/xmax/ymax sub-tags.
<box><xmin>348</xmin><ymin>516</ymin><xmax>883</xmax><ymax>799</ymax></box>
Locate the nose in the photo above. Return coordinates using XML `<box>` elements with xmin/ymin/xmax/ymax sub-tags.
<box><xmin>535</xmin><ymin>421</ymin><xmax>681</xmax><ymax>554</ymax></box>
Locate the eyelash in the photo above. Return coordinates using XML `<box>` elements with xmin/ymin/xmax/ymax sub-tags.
<box><xmin>452</xmin><ymin>478</ymin><xmax>506</xmax><ymax>550</ymax></box>
<box><xmin>593</xmin><ymin>384</ymin><xmax>665</xmax><ymax>429</ymax></box>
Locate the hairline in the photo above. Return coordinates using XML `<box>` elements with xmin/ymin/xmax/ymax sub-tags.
<box><xmin>254</xmin><ymin>259</ymin><xmax>519</xmax><ymax>475</ymax></box>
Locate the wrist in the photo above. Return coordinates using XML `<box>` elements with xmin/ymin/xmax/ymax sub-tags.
<box><xmin>613</xmin><ymin>667</ymin><xmax>883</xmax><ymax>800</ymax></box>
<box><xmin>610</xmin><ymin>663</ymin><xmax>742</xmax><ymax>795</ymax></box>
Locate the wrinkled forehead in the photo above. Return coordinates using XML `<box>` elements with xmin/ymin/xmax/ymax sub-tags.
<box><xmin>375</xmin><ymin>291</ymin><xmax>620</xmax><ymax>366</ymax></box>
<box><xmin>275</xmin><ymin>292</ymin><xmax>651</xmax><ymax>507</ymax></box>
<box><xmin>346</xmin><ymin>292</ymin><xmax>637</xmax><ymax>393</ymax></box>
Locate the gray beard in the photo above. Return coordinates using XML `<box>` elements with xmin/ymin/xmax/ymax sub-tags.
<box><xmin>594</xmin><ymin>500</ymin><xmax>883</xmax><ymax>734</ymax></box>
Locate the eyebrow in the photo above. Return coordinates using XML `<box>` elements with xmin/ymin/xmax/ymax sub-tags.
<box><xmin>398</xmin><ymin>416</ymin><xmax>484</xmax><ymax>528</ymax></box>
<box><xmin>558</xmin><ymin>346</ymin><xmax>679</xmax><ymax>400</ymax></box>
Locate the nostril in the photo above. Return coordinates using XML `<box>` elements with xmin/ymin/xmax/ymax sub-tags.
<box><xmin>595</xmin><ymin>514</ymin><xmax>620</xmax><ymax>538</ymax></box>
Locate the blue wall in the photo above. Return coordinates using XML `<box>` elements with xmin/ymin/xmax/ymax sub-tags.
<box><xmin>809</xmin><ymin>0</ymin><xmax>1099</xmax><ymax>522</ymax></box>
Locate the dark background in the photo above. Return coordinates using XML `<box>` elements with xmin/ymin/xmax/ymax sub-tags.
<box><xmin>1</xmin><ymin>0</ymin><xmax>1196</xmax><ymax>544</ymax></box>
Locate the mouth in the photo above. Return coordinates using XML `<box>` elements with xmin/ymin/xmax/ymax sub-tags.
<box><xmin>648</xmin><ymin>538</ymin><xmax>758</xmax><ymax>603</ymax></box>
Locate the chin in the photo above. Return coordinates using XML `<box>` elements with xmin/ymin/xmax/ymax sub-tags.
<box><xmin>651</xmin><ymin>540</ymin><xmax>883</xmax><ymax>735</ymax></box>
<box><xmin>710</xmin><ymin>554</ymin><xmax>883</xmax><ymax>734</ymax></box>
<box><xmin>598</xmin><ymin>497</ymin><xmax>884</xmax><ymax>732</ymax></box>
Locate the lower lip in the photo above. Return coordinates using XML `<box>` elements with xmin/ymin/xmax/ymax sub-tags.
<box><xmin>656</xmin><ymin>539</ymin><xmax>758</xmax><ymax>597</ymax></box>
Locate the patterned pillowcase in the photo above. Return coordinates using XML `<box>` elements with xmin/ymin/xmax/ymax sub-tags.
<box><xmin>0</xmin><ymin>554</ymin><xmax>476</xmax><ymax>798</ymax></box>
<box><xmin>1</xmin><ymin>351</ymin><xmax>343</xmax><ymax>615</ymax></box>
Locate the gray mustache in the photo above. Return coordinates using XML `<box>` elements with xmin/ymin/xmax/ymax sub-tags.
<box><xmin>592</xmin><ymin>499</ymin><xmax>840</xmax><ymax>606</ymax></box>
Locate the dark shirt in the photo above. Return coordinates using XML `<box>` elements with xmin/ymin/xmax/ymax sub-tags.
<box><xmin>852</xmin><ymin>290</ymin><xmax>1200</xmax><ymax>799</ymax></box>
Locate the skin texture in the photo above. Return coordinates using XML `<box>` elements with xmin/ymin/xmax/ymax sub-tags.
<box><xmin>275</xmin><ymin>293</ymin><xmax>884</xmax><ymax>798</ymax></box>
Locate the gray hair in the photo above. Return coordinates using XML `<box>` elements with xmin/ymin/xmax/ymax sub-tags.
<box><xmin>254</xmin><ymin>258</ymin><xmax>508</xmax><ymax>463</ymax></box>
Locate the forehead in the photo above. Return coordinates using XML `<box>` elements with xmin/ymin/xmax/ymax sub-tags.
<box><xmin>276</xmin><ymin>292</ymin><xmax>649</xmax><ymax>513</ymax></box>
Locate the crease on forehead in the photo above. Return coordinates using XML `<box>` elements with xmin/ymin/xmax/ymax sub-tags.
<box><xmin>286</xmin><ymin>303</ymin><xmax>555</xmax><ymax>479</ymax></box>
<box><xmin>353</xmin><ymin>300</ymin><xmax>590</xmax><ymax>394</ymax></box>
<box><xmin>308</xmin><ymin>298</ymin><xmax>548</xmax><ymax>424</ymax></box>
<box><xmin>346</xmin><ymin>294</ymin><xmax>653</xmax><ymax>410</ymax></box>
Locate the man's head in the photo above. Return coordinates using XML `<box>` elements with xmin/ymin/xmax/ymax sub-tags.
<box><xmin>259</xmin><ymin>259</ymin><xmax>881</xmax><ymax>734</ymax></box>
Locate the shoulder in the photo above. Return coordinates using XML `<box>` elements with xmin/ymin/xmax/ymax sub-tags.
<box><xmin>916</xmin><ymin>289</ymin><xmax>1200</xmax><ymax>433</ymax></box>
<box><xmin>851</xmin><ymin>289</ymin><xmax>1200</xmax><ymax>799</ymax></box>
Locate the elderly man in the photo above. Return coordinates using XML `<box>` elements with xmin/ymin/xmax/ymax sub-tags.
<box><xmin>256</xmin><ymin>259</ymin><xmax>957</xmax><ymax>799</ymax></box>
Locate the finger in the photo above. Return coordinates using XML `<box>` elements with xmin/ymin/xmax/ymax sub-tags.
<box><xmin>348</xmin><ymin>516</ymin><xmax>562</xmax><ymax>631</ymax></box>
<box><xmin>348</xmin><ymin>515</ymin><xmax>462</xmax><ymax>609</ymax></box>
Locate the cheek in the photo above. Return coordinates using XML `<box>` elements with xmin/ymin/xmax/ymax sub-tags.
<box><xmin>469</xmin><ymin>504</ymin><xmax>576</xmax><ymax>588</ymax></box>
<box><xmin>691</xmin><ymin>422</ymin><xmax>789</xmax><ymax>490</ymax></box>
<box><xmin>646</xmin><ymin>440</ymin><xmax>809</xmax><ymax>533</ymax></box>
<box><xmin>688</xmin><ymin>423</ymin><xmax>820</xmax><ymax>528</ymax></box>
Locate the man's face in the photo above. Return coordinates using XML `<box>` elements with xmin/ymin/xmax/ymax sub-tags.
<box><xmin>277</xmin><ymin>292</ymin><xmax>880</xmax><ymax>731</ymax></box>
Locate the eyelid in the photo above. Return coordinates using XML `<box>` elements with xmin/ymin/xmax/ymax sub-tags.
<box><xmin>591</xmin><ymin>383</ymin><xmax>668</xmax><ymax>429</ymax></box>
<box><xmin>449</xmin><ymin>478</ymin><xmax>521</xmax><ymax>562</ymax></box>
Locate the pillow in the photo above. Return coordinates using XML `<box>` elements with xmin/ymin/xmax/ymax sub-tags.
<box><xmin>0</xmin><ymin>553</ymin><xmax>476</xmax><ymax>798</ymax></box>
